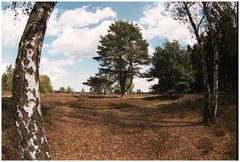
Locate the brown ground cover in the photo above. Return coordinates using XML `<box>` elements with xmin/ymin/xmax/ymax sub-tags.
<box><xmin>2</xmin><ymin>92</ymin><xmax>237</xmax><ymax>160</ymax></box>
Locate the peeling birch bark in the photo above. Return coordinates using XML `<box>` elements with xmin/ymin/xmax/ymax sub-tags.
<box><xmin>12</xmin><ymin>2</ymin><xmax>56</xmax><ymax>160</ymax></box>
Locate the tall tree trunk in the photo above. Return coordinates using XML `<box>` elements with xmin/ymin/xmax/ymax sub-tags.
<box><xmin>126</xmin><ymin>62</ymin><xmax>133</xmax><ymax>92</ymax></box>
<box><xmin>120</xmin><ymin>76</ymin><xmax>126</xmax><ymax>97</ymax></box>
<box><xmin>200</xmin><ymin>43</ymin><xmax>211</xmax><ymax>124</ymax></box>
<box><xmin>184</xmin><ymin>2</ymin><xmax>211</xmax><ymax>124</ymax></box>
<box><xmin>12</xmin><ymin>2</ymin><xmax>56</xmax><ymax>160</ymax></box>
<box><xmin>126</xmin><ymin>75</ymin><xmax>133</xmax><ymax>93</ymax></box>
<box><xmin>203</xmin><ymin>2</ymin><xmax>219</xmax><ymax>123</ymax></box>
<box><xmin>212</xmin><ymin>45</ymin><xmax>219</xmax><ymax>122</ymax></box>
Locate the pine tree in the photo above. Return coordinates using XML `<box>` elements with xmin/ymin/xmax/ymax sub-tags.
<box><xmin>94</xmin><ymin>21</ymin><xmax>149</xmax><ymax>97</ymax></box>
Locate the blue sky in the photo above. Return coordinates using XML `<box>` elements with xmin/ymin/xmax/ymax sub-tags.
<box><xmin>1</xmin><ymin>2</ymin><xmax>195</xmax><ymax>92</ymax></box>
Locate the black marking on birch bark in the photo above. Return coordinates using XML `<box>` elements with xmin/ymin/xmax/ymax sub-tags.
<box><xmin>24</xmin><ymin>59</ymin><xmax>30</xmax><ymax>66</ymax></box>
<box><xmin>33</xmin><ymin>88</ymin><xmax>36</xmax><ymax>97</ymax></box>
<box><xmin>36</xmin><ymin>95</ymin><xmax>39</xmax><ymax>103</ymax></box>
<box><xmin>29</xmin><ymin>146</ymin><xmax>35</xmax><ymax>152</ymax></box>
<box><xmin>27</xmin><ymin>67</ymin><xmax>33</xmax><ymax>75</ymax></box>
<box><xmin>26</xmin><ymin>43</ymin><xmax>33</xmax><ymax>49</ymax></box>
<box><xmin>15</xmin><ymin>112</ymin><xmax>19</xmax><ymax>119</ymax></box>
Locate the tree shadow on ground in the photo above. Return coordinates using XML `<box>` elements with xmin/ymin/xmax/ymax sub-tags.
<box><xmin>143</xmin><ymin>94</ymin><xmax>182</xmax><ymax>101</ymax></box>
<box><xmin>104</xmin><ymin>103</ymin><xmax>137</xmax><ymax>109</ymax></box>
<box><xmin>2</xmin><ymin>97</ymin><xmax>20</xmax><ymax>160</ymax></box>
<box><xmin>158</xmin><ymin>98</ymin><xmax>204</xmax><ymax>115</ymax></box>
<box><xmin>74</xmin><ymin>95</ymin><xmax>120</xmax><ymax>99</ymax></box>
<box><xmin>1</xmin><ymin>95</ymin><xmax>203</xmax><ymax>160</ymax></box>
<box><xmin>2</xmin><ymin>97</ymin><xmax>15</xmax><ymax>131</ymax></box>
<box><xmin>58</xmin><ymin>96</ymin><xmax>204</xmax><ymax>134</ymax></box>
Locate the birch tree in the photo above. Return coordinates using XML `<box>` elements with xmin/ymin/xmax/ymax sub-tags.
<box><xmin>169</xmin><ymin>2</ymin><xmax>237</xmax><ymax>124</ymax></box>
<box><xmin>169</xmin><ymin>2</ymin><xmax>211</xmax><ymax>124</ymax></box>
<box><xmin>202</xmin><ymin>2</ymin><xmax>237</xmax><ymax>122</ymax></box>
<box><xmin>12</xmin><ymin>2</ymin><xmax>56</xmax><ymax>160</ymax></box>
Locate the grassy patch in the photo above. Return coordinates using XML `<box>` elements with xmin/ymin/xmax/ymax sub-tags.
<box><xmin>224</xmin><ymin>136</ymin><xmax>237</xmax><ymax>160</ymax></box>
<box><xmin>213</xmin><ymin>95</ymin><xmax>237</xmax><ymax>159</ymax></box>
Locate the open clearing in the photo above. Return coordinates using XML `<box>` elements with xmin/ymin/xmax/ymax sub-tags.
<box><xmin>2</xmin><ymin>93</ymin><xmax>237</xmax><ymax>160</ymax></box>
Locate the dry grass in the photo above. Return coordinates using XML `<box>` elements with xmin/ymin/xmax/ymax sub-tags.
<box><xmin>2</xmin><ymin>92</ymin><xmax>237</xmax><ymax>160</ymax></box>
<box><xmin>212</xmin><ymin>95</ymin><xmax>237</xmax><ymax>159</ymax></box>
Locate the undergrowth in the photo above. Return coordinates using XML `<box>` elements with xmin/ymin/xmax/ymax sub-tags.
<box><xmin>213</xmin><ymin>94</ymin><xmax>237</xmax><ymax>159</ymax></box>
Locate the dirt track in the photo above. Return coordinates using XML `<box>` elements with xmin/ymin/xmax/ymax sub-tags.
<box><xmin>2</xmin><ymin>93</ymin><xmax>236</xmax><ymax>160</ymax></box>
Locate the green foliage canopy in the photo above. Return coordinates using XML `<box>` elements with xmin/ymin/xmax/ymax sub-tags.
<box><xmin>2</xmin><ymin>65</ymin><xmax>14</xmax><ymax>91</ymax></box>
<box><xmin>66</xmin><ymin>86</ymin><xmax>73</xmax><ymax>93</ymax></box>
<box><xmin>147</xmin><ymin>40</ymin><xmax>195</xmax><ymax>93</ymax></box>
<box><xmin>39</xmin><ymin>75</ymin><xmax>53</xmax><ymax>93</ymax></box>
<box><xmin>83</xmin><ymin>74</ymin><xmax>114</xmax><ymax>94</ymax></box>
<box><xmin>59</xmin><ymin>87</ymin><xmax>65</xmax><ymax>93</ymax></box>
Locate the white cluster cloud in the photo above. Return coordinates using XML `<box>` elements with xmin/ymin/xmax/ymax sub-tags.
<box><xmin>59</xmin><ymin>7</ymin><xmax>116</xmax><ymax>28</ymax></box>
<box><xmin>46</xmin><ymin>6</ymin><xmax>116</xmax><ymax>57</ymax></box>
<box><xmin>47</xmin><ymin>7</ymin><xmax>116</xmax><ymax>36</ymax></box>
<box><xmin>46</xmin><ymin>8</ymin><xmax>61</xmax><ymax>37</ymax></box>
<box><xmin>39</xmin><ymin>57</ymin><xmax>82</xmax><ymax>88</ymax></box>
<box><xmin>1</xmin><ymin>62</ymin><xmax>10</xmax><ymax>75</ymax></box>
<box><xmin>48</xmin><ymin>20</ymin><xmax>113</xmax><ymax>57</ymax></box>
<box><xmin>139</xmin><ymin>3</ymin><xmax>195</xmax><ymax>45</ymax></box>
<box><xmin>2</xmin><ymin>9</ymin><xmax>28</xmax><ymax>48</ymax></box>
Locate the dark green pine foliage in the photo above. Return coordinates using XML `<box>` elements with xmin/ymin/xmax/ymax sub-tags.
<box><xmin>83</xmin><ymin>74</ymin><xmax>114</xmax><ymax>94</ymax></box>
<box><xmin>94</xmin><ymin>21</ymin><xmax>149</xmax><ymax>97</ymax></box>
<box><xmin>188</xmin><ymin>44</ymin><xmax>204</xmax><ymax>92</ymax></box>
<box><xmin>148</xmin><ymin>40</ymin><xmax>195</xmax><ymax>93</ymax></box>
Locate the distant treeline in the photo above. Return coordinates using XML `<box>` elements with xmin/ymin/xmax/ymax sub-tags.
<box><xmin>2</xmin><ymin>65</ymin><xmax>73</xmax><ymax>94</ymax></box>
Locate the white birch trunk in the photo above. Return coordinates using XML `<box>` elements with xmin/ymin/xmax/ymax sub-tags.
<box><xmin>12</xmin><ymin>2</ymin><xmax>56</xmax><ymax>160</ymax></box>
<box><xmin>203</xmin><ymin>2</ymin><xmax>219</xmax><ymax>123</ymax></box>
<box><xmin>183</xmin><ymin>2</ymin><xmax>212</xmax><ymax>124</ymax></box>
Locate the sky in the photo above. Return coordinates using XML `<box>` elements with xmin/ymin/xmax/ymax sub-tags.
<box><xmin>1</xmin><ymin>2</ymin><xmax>196</xmax><ymax>92</ymax></box>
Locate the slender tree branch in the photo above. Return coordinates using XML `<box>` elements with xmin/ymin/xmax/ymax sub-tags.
<box><xmin>197</xmin><ymin>14</ymin><xmax>206</xmax><ymax>31</ymax></box>
<box><xmin>214</xmin><ymin>2</ymin><xmax>237</xmax><ymax>38</ymax></box>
